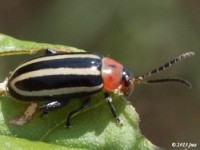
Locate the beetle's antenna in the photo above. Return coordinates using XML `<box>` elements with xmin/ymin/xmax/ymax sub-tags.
<box><xmin>134</xmin><ymin>52</ymin><xmax>195</xmax><ymax>87</ymax></box>
<box><xmin>146</xmin><ymin>77</ymin><xmax>192</xmax><ymax>88</ymax></box>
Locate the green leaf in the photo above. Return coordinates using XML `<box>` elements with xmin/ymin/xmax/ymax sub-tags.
<box><xmin>0</xmin><ymin>34</ymin><xmax>84</xmax><ymax>56</ymax></box>
<box><xmin>0</xmin><ymin>33</ymin><xmax>159</xmax><ymax>149</ymax></box>
<box><xmin>0</xmin><ymin>135</ymin><xmax>76</xmax><ymax>150</ymax></box>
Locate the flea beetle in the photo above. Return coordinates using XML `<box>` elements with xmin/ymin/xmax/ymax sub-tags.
<box><xmin>0</xmin><ymin>49</ymin><xmax>195</xmax><ymax>127</ymax></box>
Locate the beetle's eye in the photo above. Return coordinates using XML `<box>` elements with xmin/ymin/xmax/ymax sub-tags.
<box><xmin>121</xmin><ymin>68</ymin><xmax>134</xmax><ymax>96</ymax></box>
<box><xmin>122</xmin><ymin>68</ymin><xmax>132</xmax><ymax>86</ymax></box>
<box><xmin>123</xmin><ymin>75</ymin><xmax>131</xmax><ymax>87</ymax></box>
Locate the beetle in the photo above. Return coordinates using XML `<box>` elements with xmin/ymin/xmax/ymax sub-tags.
<box><xmin>0</xmin><ymin>49</ymin><xmax>195</xmax><ymax>127</ymax></box>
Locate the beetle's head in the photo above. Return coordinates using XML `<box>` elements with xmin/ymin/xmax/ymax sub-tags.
<box><xmin>101</xmin><ymin>57</ymin><xmax>134</xmax><ymax>96</ymax></box>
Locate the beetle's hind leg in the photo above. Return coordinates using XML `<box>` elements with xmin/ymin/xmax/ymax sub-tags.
<box><xmin>66</xmin><ymin>97</ymin><xmax>90</xmax><ymax>128</ymax></box>
<box><xmin>39</xmin><ymin>100</ymin><xmax>70</xmax><ymax>117</ymax></box>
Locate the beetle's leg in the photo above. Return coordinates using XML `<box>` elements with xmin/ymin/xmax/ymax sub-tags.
<box><xmin>66</xmin><ymin>97</ymin><xmax>90</xmax><ymax>128</ymax></box>
<box><xmin>104</xmin><ymin>92</ymin><xmax>122</xmax><ymax>125</ymax></box>
<box><xmin>40</xmin><ymin>100</ymin><xmax>69</xmax><ymax>117</ymax></box>
<box><xmin>45</xmin><ymin>48</ymin><xmax>57</xmax><ymax>55</ymax></box>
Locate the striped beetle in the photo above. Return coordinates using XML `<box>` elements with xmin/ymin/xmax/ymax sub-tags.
<box><xmin>0</xmin><ymin>49</ymin><xmax>195</xmax><ymax>127</ymax></box>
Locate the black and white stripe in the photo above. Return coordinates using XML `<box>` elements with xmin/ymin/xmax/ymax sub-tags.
<box><xmin>8</xmin><ymin>53</ymin><xmax>103</xmax><ymax>101</ymax></box>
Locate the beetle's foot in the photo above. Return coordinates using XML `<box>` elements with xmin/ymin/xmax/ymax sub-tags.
<box><xmin>39</xmin><ymin>106</ymin><xmax>48</xmax><ymax>118</ymax></box>
<box><xmin>65</xmin><ymin>121</ymin><xmax>71</xmax><ymax>128</ymax></box>
<box><xmin>40</xmin><ymin>111</ymin><xmax>48</xmax><ymax>118</ymax></box>
<box><xmin>116</xmin><ymin>117</ymin><xmax>123</xmax><ymax>126</ymax></box>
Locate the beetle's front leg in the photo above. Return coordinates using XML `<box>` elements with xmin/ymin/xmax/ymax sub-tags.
<box><xmin>39</xmin><ymin>100</ymin><xmax>70</xmax><ymax>117</ymax></box>
<box><xmin>104</xmin><ymin>92</ymin><xmax>122</xmax><ymax>126</ymax></box>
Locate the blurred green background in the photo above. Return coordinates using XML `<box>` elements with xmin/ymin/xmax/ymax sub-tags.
<box><xmin>0</xmin><ymin>0</ymin><xmax>199</xmax><ymax>149</ymax></box>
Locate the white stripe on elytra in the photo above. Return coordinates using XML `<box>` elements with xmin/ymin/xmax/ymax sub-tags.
<box><xmin>13</xmin><ymin>54</ymin><xmax>101</xmax><ymax>74</ymax></box>
<box><xmin>11</xmin><ymin>67</ymin><xmax>101</xmax><ymax>84</ymax></box>
<box><xmin>11</xmin><ymin>84</ymin><xmax>103</xmax><ymax>97</ymax></box>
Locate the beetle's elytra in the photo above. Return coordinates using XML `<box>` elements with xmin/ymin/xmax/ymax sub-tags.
<box><xmin>0</xmin><ymin>49</ymin><xmax>195</xmax><ymax>127</ymax></box>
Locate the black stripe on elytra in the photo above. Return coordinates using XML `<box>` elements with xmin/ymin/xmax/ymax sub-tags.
<box><xmin>10</xmin><ymin>57</ymin><xmax>102</xmax><ymax>80</ymax></box>
<box><xmin>8</xmin><ymin>85</ymin><xmax>101</xmax><ymax>101</ymax></box>
<box><xmin>15</xmin><ymin>75</ymin><xmax>103</xmax><ymax>91</ymax></box>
